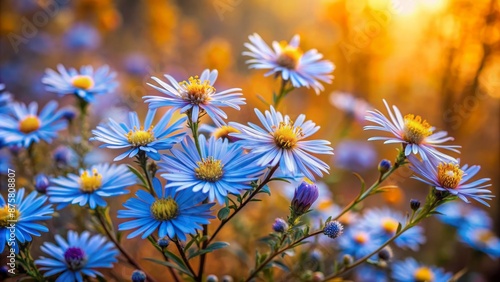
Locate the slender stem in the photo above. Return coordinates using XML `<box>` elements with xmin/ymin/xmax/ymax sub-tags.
<box><xmin>207</xmin><ymin>165</ymin><xmax>279</xmax><ymax>245</ymax></box>
<box><xmin>148</xmin><ymin>235</ymin><xmax>181</xmax><ymax>282</ymax></box>
<box><xmin>77</xmin><ymin>98</ymin><xmax>90</xmax><ymax>169</ymax></box>
<box><xmin>188</xmin><ymin>117</ymin><xmax>202</xmax><ymax>156</ymax></box>
<box><xmin>95</xmin><ymin>211</ymin><xmax>157</xmax><ymax>282</ymax></box>
<box><xmin>173</xmin><ymin>239</ymin><xmax>197</xmax><ymax>279</ymax></box>
<box><xmin>137</xmin><ymin>152</ymin><xmax>156</xmax><ymax>197</ymax></box>
<box><xmin>274</xmin><ymin>79</ymin><xmax>291</xmax><ymax>108</ymax></box>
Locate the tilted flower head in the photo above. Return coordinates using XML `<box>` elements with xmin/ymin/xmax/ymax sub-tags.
<box><xmin>35</xmin><ymin>231</ymin><xmax>118</xmax><ymax>282</ymax></box>
<box><xmin>292</xmin><ymin>180</ymin><xmax>319</xmax><ymax>215</ymax></box>
<box><xmin>42</xmin><ymin>64</ymin><xmax>118</xmax><ymax>102</ymax></box>
<box><xmin>0</xmin><ymin>101</ymin><xmax>68</xmax><ymax>147</ymax></box>
<box><xmin>47</xmin><ymin>163</ymin><xmax>136</xmax><ymax>209</ymax></box>
<box><xmin>144</xmin><ymin>69</ymin><xmax>245</xmax><ymax>126</ymax></box>
<box><xmin>0</xmin><ymin>188</ymin><xmax>53</xmax><ymax>253</ymax></box>
<box><xmin>392</xmin><ymin>258</ymin><xmax>452</xmax><ymax>282</ymax></box>
<box><xmin>358</xmin><ymin>208</ymin><xmax>425</xmax><ymax>251</ymax></box>
<box><xmin>436</xmin><ymin>202</ymin><xmax>492</xmax><ymax>229</ymax></box>
<box><xmin>243</xmin><ymin>33</ymin><xmax>335</xmax><ymax>94</ymax></box>
<box><xmin>229</xmin><ymin>106</ymin><xmax>333</xmax><ymax>180</ymax></box>
<box><xmin>118</xmin><ymin>178</ymin><xmax>215</xmax><ymax>240</ymax></box>
<box><xmin>459</xmin><ymin>226</ymin><xmax>500</xmax><ymax>258</ymax></box>
<box><xmin>365</xmin><ymin>99</ymin><xmax>460</xmax><ymax>161</ymax></box>
<box><xmin>408</xmin><ymin>155</ymin><xmax>493</xmax><ymax>206</ymax></box>
<box><xmin>161</xmin><ymin>135</ymin><xmax>264</xmax><ymax>204</ymax></box>
<box><xmin>91</xmin><ymin>109</ymin><xmax>186</xmax><ymax>161</ymax></box>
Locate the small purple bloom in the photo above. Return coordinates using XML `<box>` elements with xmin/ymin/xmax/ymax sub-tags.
<box><xmin>292</xmin><ymin>181</ymin><xmax>319</xmax><ymax>215</ymax></box>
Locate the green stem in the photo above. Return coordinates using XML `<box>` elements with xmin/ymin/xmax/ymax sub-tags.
<box><xmin>77</xmin><ymin>98</ymin><xmax>90</xmax><ymax>169</ymax></box>
<box><xmin>137</xmin><ymin>152</ymin><xmax>156</xmax><ymax>197</ymax></box>
<box><xmin>274</xmin><ymin>79</ymin><xmax>292</xmax><ymax>108</ymax></box>
<box><xmin>94</xmin><ymin>209</ymin><xmax>158</xmax><ymax>282</ymax></box>
<box><xmin>173</xmin><ymin>239</ymin><xmax>197</xmax><ymax>279</ymax></box>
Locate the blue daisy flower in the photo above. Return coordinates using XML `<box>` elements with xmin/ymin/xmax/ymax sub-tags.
<box><xmin>408</xmin><ymin>155</ymin><xmax>493</xmax><ymax>206</ymax></box>
<box><xmin>1</xmin><ymin>188</ymin><xmax>53</xmax><ymax>253</ymax></box>
<box><xmin>144</xmin><ymin>69</ymin><xmax>245</xmax><ymax>126</ymax></box>
<box><xmin>243</xmin><ymin>33</ymin><xmax>335</xmax><ymax>94</ymax></box>
<box><xmin>0</xmin><ymin>101</ymin><xmax>68</xmax><ymax>147</ymax></box>
<box><xmin>392</xmin><ymin>258</ymin><xmax>452</xmax><ymax>282</ymax></box>
<box><xmin>358</xmin><ymin>208</ymin><xmax>425</xmax><ymax>251</ymax></box>
<box><xmin>118</xmin><ymin>178</ymin><xmax>215</xmax><ymax>241</ymax></box>
<box><xmin>365</xmin><ymin>99</ymin><xmax>460</xmax><ymax>162</ymax></box>
<box><xmin>459</xmin><ymin>226</ymin><xmax>500</xmax><ymax>258</ymax></box>
<box><xmin>160</xmin><ymin>135</ymin><xmax>264</xmax><ymax>204</ymax></box>
<box><xmin>355</xmin><ymin>265</ymin><xmax>388</xmax><ymax>282</ymax></box>
<box><xmin>42</xmin><ymin>64</ymin><xmax>117</xmax><ymax>103</ymax></box>
<box><xmin>47</xmin><ymin>163</ymin><xmax>136</xmax><ymax>209</ymax></box>
<box><xmin>0</xmin><ymin>84</ymin><xmax>13</xmax><ymax>114</ymax></box>
<box><xmin>436</xmin><ymin>202</ymin><xmax>492</xmax><ymax>229</ymax></box>
<box><xmin>229</xmin><ymin>106</ymin><xmax>333</xmax><ymax>180</ymax></box>
<box><xmin>35</xmin><ymin>230</ymin><xmax>118</xmax><ymax>282</ymax></box>
<box><xmin>337</xmin><ymin>228</ymin><xmax>384</xmax><ymax>259</ymax></box>
<box><xmin>90</xmin><ymin>108</ymin><xmax>187</xmax><ymax>161</ymax></box>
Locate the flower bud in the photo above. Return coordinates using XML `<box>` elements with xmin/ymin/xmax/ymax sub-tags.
<box><xmin>378</xmin><ymin>246</ymin><xmax>393</xmax><ymax>261</ymax></box>
<box><xmin>131</xmin><ymin>270</ymin><xmax>146</xmax><ymax>282</ymax></box>
<box><xmin>272</xmin><ymin>218</ymin><xmax>288</xmax><ymax>233</ymax></box>
<box><xmin>157</xmin><ymin>237</ymin><xmax>170</xmax><ymax>248</ymax></box>
<box><xmin>221</xmin><ymin>275</ymin><xmax>233</xmax><ymax>282</ymax></box>
<box><xmin>312</xmin><ymin>272</ymin><xmax>325</xmax><ymax>282</ymax></box>
<box><xmin>61</xmin><ymin>107</ymin><xmax>77</xmax><ymax>121</ymax></box>
<box><xmin>342</xmin><ymin>254</ymin><xmax>353</xmax><ymax>265</ymax></box>
<box><xmin>323</xmin><ymin>221</ymin><xmax>344</xmax><ymax>239</ymax></box>
<box><xmin>291</xmin><ymin>181</ymin><xmax>319</xmax><ymax>216</ymax></box>
<box><xmin>410</xmin><ymin>199</ymin><xmax>421</xmax><ymax>211</ymax></box>
<box><xmin>53</xmin><ymin>146</ymin><xmax>76</xmax><ymax>166</ymax></box>
<box><xmin>207</xmin><ymin>274</ymin><xmax>218</xmax><ymax>282</ymax></box>
<box><xmin>35</xmin><ymin>174</ymin><xmax>50</xmax><ymax>193</ymax></box>
<box><xmin>378</xmin><ymin>159</ymin><xmax>392</xmax><ymax>174</ymax></box>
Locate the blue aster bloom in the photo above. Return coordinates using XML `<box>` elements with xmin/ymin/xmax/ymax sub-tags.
<box><xmin>47</xmin><ymin>163</ymin><xmax>136</xmax><ymax>209</ymax></box>
<box><xmin>160</xmin><ymin>135</ymin><xmax>264</xmax><ymax>204</ymax></box>
<box><xmin>459</xmin><ymin>226</ymin><xmax>500</xmax><ymax>258</ymax></box>
<box><xmin>359</xmin><ymin>208</ymin><xmax>425</xmax><ymax>251</ymax></box>
<box><xmin>90</xmin><ymin>109</ymin><xmax>186</xmax><ymax>161</ymax></box>
<box><xmin>365</xmin><ymin>99</ymin><xmax>460</xmax><ymax>162</ymax></box>
<box><xmin>0</xmin><ymin>84</ymin><xmax>13</xmax><ymax>114</ymax></box>
<box><xmin>118</xmin><ymin>178</ymin><xmax>215</xmax><ymax>241</ymax></box>
<box><xmin>144</xmin><ymin>69</ymin><xmax>245</xmax><ymax>126</ymax></box>
<box><xmin>335</xmin><ymin>140</ymin><xmax>377</xmax><ymax>172</ymax></box>
<box><xmin>229</xmin><ymin>106</ymin><xmax>333</xmax><ymax>180</ymax></box>
<box><xmin>337</xmin><ymin>227</ymin><xmax>384</xmax><ymax>259</ymax></box>
<box><xmin>392</xmin><ymin>258</ymin><xmax>452</xmax><ymax>282</ymax></box>
<box><xmin>35</xmin><ymin>230</ymin><xmax>118</xmax><ymax>282</ymax></box>
<box><xmin>0</xmin><ymin>101</ymin><xmax>67</xmax><ymax>147</ymax></box>
<box><xmin>436</xmin><ymin>202</ymin><xmax>492</xmax><ymax>229</ymax></box>
<box><xmin>243</xmin><ymin>33</ymin><xmax>335</xmax><ymax>94</ymax></box>
<box><xmin>42</xmin><ymin>64</ymin><xmax>117</xmax><ymax>102</ymax></box>
<box><xmin>355</xmin><ymin>265</ymin><xmax>388</xmax><ymax>282</ymax></box>
<box><xmin>63</xmin><ymin>23</ymin><xmax>101</xmax><ymax>51</ymax></box>
<box><xmin>1</xmin><ymin>188</ymin><xmax>53</xmax><ymax>253</ymax></box>
<box><xmin>408</xmin><ymin>155</ymin><xmax>493</xmax><ymax>206</ymax></box>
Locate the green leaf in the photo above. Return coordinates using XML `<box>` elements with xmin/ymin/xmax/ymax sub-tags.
<box><xmin>127</xmin><ymin>165</ymin><xmax>148</xmax><ymax>187</ymax></box>
<box><xmin>187</xmin><ymin>242</ymin><xmax>229</xmax><ymax>259</ymax></box>
<box><xmin>396</xmin><ymin>222</ymin><xmax>402</xmax><ymax>233</ymax></box>
<box><xmin>352</xmin><ymin>172</ymin><xmax>366</xmax><ymax>194</ymax></box>
<box><xmin>272</xmin><ymin>260</ymin><xmax>290</xmax><ymax>272</ymax></box>
<box><xmin>217</xmin><ymin>207</ymin><xmax>231</xmax><ymax>221</ymax></box>
<box><xmin>163</xmin><ymin>250</ymin><xmax>188</xmax><ymax>271</ymax></box>
<box><xmin>145</xmin><ymin>258</ymin><xmax>193</xmax><ymax>276</ymax></box>
<box><xmin>260</xmin><ymin>185</ymin><xmax>271</xmax><ymax>195</ymax></box>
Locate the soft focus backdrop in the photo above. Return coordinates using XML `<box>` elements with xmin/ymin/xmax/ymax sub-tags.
<box><xmin>1</xmin><ymin>0</ymin><xmax>499</xmax><ymax>280</ymax></box>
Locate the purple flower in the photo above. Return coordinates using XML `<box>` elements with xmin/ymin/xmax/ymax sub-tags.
<box><xmin>291</xmin><ymin>181</ymin><xmax>319</xmax><ymax>215</ymax></box>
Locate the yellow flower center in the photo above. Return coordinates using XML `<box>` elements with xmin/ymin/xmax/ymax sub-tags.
<box><xmin>276</xmin><ymin>44</ymin><xmax>302</xmax><ymax>69</ymax></box>
<box><xmin>354</xmin><ymin>232</ymin><xmax>368</xmax><ymax>244</ymax></box>
<box><xmin>437</xmin><ymin>163</ymin><xmax>463</xmax><ymax>189</ymax></box>
<box><xmin>179</xmin><ymin>76</ymin><xmax>215</xmax><ymax>105</ymax></box>
<box><xmin>477</xmin><ymin>229</ymin><xmax>495</xmax><ymax>245</ymax></box>
<box><xmin>151</xmin><ymin>198</ymin><xmax>178</xmax><ymax>220</ymax></box>
<box><xmin>71</xmin><ymin>75</ymin><xmax>95</xmax><ymax>90</ymax></box>
<box><xmin>19</xmin><ymin>115</ymin><xmax>41</xmax><ymax>133</ymax></box>
<box><xmin>402</xmin><ymin>114</ymin><xmax>433</xmax><ymax>144</ymax></box>
<box><xmin>213</xmin><ymin>125</ymin><xmax>240</xmax><ymax>140</ymax></box>
<box><xmin>0</xmin><ymin>205</ymin><xmax>20</xmax><ymax>227</ymax></box>
<box><xmin>79</xmin><ymin>169</ymin><xmax>102</xmax><ymax>193</ymax></box>
<box><xmin>381</xmin><ymin>217</ymin><xmax>399</xmax><ymax>234</ymax></box>
<box><xmin>273</xmin><ymin>121</ymin><xmax>303</xmax><ymax>150</ymax></box>
<box><xmin>71</xmin><ymin>75</ymin><xmax>94</xmax><ymax>90</ymax></box>
<box><xmin>126</xmin><ymin>126</ymin><xmax>155</xmax><ymax>146</ymax></box>
<box><xmin>414</xmin><ymin>267</ymin><xmax>434</xmax><ymax>282</ymax></box>
<box><xmin>195</xmin><ymin>157</ymin><xmax>224</xmax><ymax>182</ymax></box>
